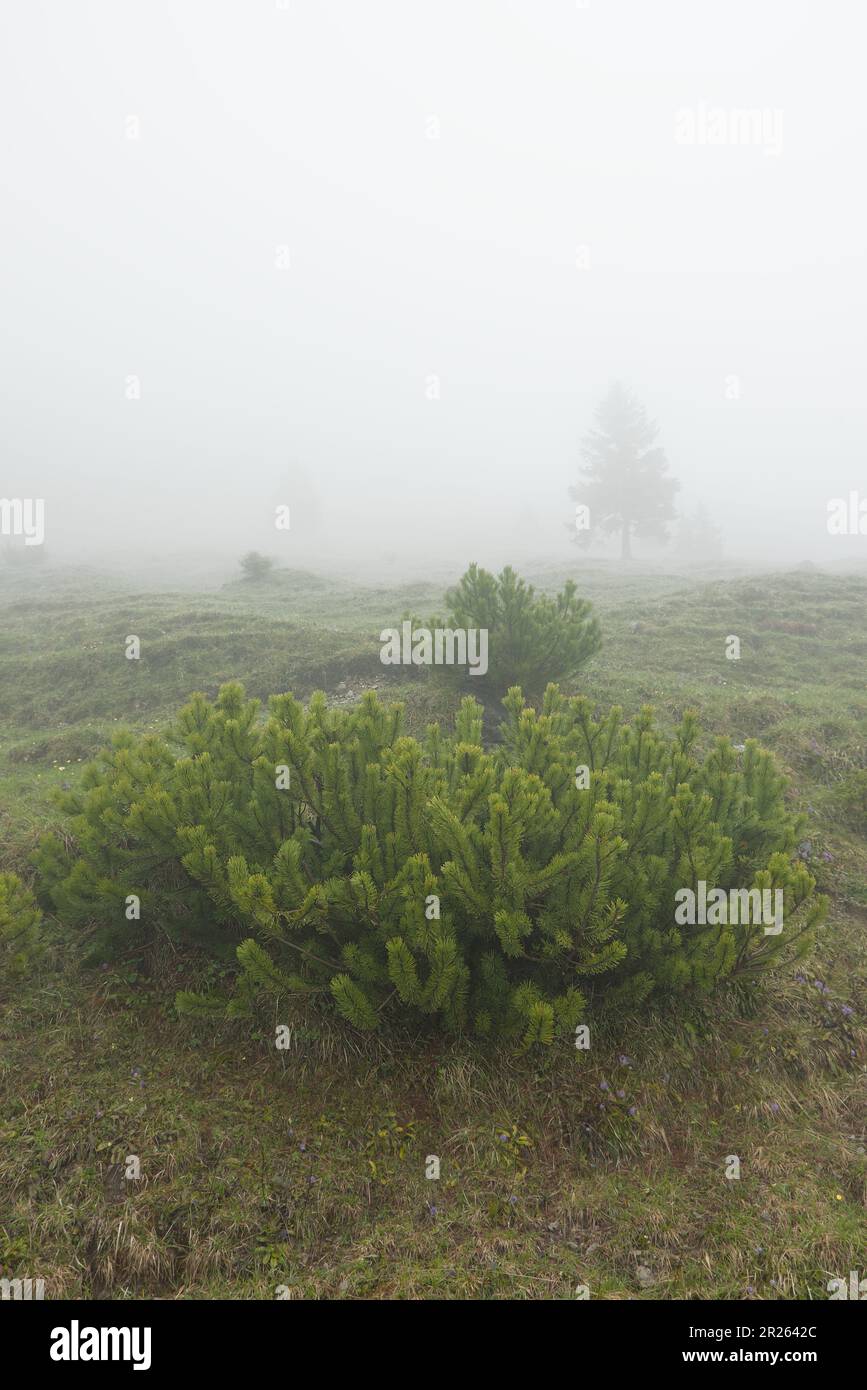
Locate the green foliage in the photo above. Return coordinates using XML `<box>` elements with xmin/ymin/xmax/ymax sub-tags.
<box><xmin>35</xmin><ymin>681</ymin><xmax>825</xmax><ymax>1044</ymax></box>
<box><xmin>239</xmin><ymin>551</ymin><xmax>276</xmax><ymax>582</ymax></box>
<box><xmin>412</xmin><ymin>563</ymin><xmax>602</xmax><ymax>697</ymax></box>
<box><xmin>834</xmin><ymin>768</ymin><xmax>867</xmax><ymax>832</ymax></box>
<box><xmin>0</xmin><ymin>872</ymin><xmax>45</xmax><ymax>980</ymax></box>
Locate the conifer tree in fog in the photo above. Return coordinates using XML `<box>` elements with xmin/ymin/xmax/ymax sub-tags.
<box><xmin>570</xmin><ymin>384</ymin><xmax>679</xmax><ymax>560</ymax></box>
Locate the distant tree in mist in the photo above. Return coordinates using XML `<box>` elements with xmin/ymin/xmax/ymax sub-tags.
<box><xmin>676</xmin><ymin>503</ymin><xmax>724</xmax><ymax>562</ymax></box>
<box><xmin>570</xmin><ymin>384</ymin><xmax>679</xmax><ymax>560</ymax></box>
<box><xmin>239</xmin><ymin>551</ymin><xmax>276</xmax><ymax>582</ymax></box>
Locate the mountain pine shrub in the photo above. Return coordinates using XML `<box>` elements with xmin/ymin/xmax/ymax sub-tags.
<box><xmin>0</xmin><ymin>871</ymin><xmax>45</xmax><ymax>980</ymax></box>
<box><xmin>404</xmin><ymin>564</ymin><xmax>602</xmax><ymax>697</ymax></box>
<box><xmin>34</xmin><ymin>681</ymin><xmax>825</xmax><ymax>1046</ymax></box>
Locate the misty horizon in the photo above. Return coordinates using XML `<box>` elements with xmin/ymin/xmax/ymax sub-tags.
<box><xmin>1</xmin><ymin>0</ymin><xmax>865</xmax><ymax>578</ymax></box>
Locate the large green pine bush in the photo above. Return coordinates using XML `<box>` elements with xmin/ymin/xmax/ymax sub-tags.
<box><xmin>34</xmin><ymin>682</ymin><xmax>825</xmax><ymax>1046</ymax></box>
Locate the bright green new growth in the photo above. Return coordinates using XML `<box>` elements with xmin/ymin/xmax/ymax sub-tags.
<box><xmin>35</xmin><ymin>682</ymin><xmax>825</xmax><ymax>1044</ymax></box>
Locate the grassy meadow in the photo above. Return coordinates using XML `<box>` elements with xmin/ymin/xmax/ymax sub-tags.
<box><xmin>1</xmin><ymin>560</ymin><xmax>865</xmax><ymax>1299</ymax></box>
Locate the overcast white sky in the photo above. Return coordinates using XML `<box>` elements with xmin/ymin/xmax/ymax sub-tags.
<box><xmin>1</xmin><ymin>0</ymin><xmax>865</xmax><ymax>573</ymax></box>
